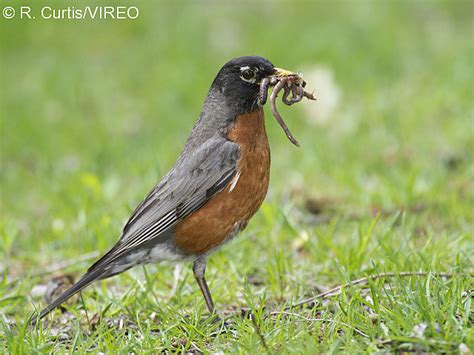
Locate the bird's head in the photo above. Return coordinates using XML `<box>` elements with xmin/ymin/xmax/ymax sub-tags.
<box><xmin>189</xmin><ymin>56</ymin><xmax>305</xmax><ymax>149</ymax></box>
<box><xmin>211</xmin><ymin>56</ymin><xmax>291</xmax><ymax>113</ymax></box>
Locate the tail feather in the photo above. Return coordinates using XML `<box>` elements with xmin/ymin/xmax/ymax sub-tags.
<box><xmin>31</xmin><ymin>269</ymin><xmax>103</xmax><ymax>324</ymax></box>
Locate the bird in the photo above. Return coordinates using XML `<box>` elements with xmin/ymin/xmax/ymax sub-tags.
<box><xmin>34</xmin><ymin>56</ymin><xmax>300</xmax><ymax>322</ymax></box>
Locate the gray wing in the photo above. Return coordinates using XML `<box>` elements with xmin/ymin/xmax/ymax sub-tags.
<box><xmin>88</xmin><ymin>138</ymin><xmax>240</xmax><ymax>271</ymax></box>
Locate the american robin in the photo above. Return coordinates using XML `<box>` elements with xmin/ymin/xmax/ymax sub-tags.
<box><xmin>35</xmin><ymin>56</ymin><xmax>300</xmax><ymax>321</ymax></box>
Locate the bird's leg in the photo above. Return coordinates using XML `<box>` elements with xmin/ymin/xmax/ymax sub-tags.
<box><xmin>193</xmin><ymin>257</ymin><xmax>215</xmax><ymax>314</ymax></box>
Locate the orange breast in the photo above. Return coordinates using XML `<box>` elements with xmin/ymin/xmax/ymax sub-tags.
<box><xmin>174</xmin><ymin>108</ymin><xmax>271</xmax><ymax>255</ymax></box>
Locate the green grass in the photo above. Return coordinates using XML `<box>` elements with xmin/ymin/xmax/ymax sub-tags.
<box><xmin>1</xmin><ymin>0</ymin><xmax>473</xmax><ymax>353</ymax></box>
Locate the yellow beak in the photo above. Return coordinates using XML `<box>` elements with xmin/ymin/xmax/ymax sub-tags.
<box><xmin>274</xmin><ymin>67</ymin><xmax>296</xmax><ymax>77</ymax></box>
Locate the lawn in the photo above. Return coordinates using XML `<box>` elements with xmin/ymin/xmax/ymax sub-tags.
<box><xmin>1</xmin><ymin>0</ymin><xmax>473</xmax><ymax>353</ymax></box>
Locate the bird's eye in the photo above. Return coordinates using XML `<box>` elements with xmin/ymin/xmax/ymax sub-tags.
<box><xmin>241</xmin><ymin>68</ymin><xmax>256</xmax><ymax>81</ymax></box>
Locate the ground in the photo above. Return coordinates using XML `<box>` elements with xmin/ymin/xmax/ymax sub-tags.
<box><xmin>1</xmin><ymin>1</ymin><xmax>473</xmax><ymax>353</ymax></box>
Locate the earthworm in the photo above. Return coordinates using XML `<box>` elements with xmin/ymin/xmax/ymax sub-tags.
<box><xmin>259</xmin><ymin>77</ymin><xmax>270</xmax><ymax>105</ymax></box>
<box><xmin>269</xmin><ymin>78</ymin><xmax>300</xmax><ymax>147</ymax></box>
<box><xmin>303</xmin><ymin>90</ymin><xmax>316</xmax><ymax>100</ymax></box>
<box><xmin>291</xmin><ymin>84</ymin><xmax>304</xmax><ymax>104</ymax></box>
<box><xmin>259</xmin><ymin>72</ymin><xmax>316</xmax><ymax>147</ymax></box>
<box><xmin>282</xmin><ymin>85</ymin><xmax>293</xmax><ymax>105</ymax></box>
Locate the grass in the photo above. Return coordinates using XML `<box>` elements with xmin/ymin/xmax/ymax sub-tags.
<box><xmin>1</xmin><ymin>0</ymin><xmax>473</xmax><ymax>353</ymax></box>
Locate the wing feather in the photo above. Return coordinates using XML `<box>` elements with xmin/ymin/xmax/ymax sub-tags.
<box><xmin>87</xmin><ymin>138</ymin><xmax>239</xmax><ymax>272</ymax></box>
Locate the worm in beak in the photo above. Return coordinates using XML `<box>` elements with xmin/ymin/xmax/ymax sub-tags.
<box><xmin>259</xmin><ymin>68</ymin><xmax>316</xmax><ymax>147</ymax></box>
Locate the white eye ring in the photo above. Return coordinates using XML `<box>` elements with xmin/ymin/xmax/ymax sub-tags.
<box><xmin>240</xmin><ymin>66</ymin><xmax>257</xmax><ymax>83</ymax></box>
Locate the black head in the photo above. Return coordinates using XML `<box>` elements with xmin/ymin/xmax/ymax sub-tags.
<box><xmin>211</xmin><ymin>56</ymin><xmax>276</xmax><ymax>113</ymax></box>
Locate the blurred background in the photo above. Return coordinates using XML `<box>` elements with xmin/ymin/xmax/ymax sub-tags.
<box><xmin>1</xmin><ymin>0</ymin><xmax>472</xmax><ymax>299</ymax></box>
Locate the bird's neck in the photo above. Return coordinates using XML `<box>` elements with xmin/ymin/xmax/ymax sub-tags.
<box><xmin>183</xmin><ymin>87</ymin><xmax>263</xmax><ymax>150</ymax></box>
<box><xmin>226</xmin><ymin>108</ymin><xmax>267</xmax><ymax>147</ymax></box>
